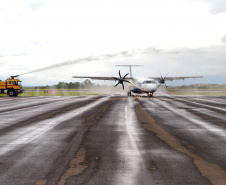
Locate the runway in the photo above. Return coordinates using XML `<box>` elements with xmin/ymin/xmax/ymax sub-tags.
<box><xmin>0</xmin><ymin>93</ymin><xmax>226</xmax><ymax>185</ymax></box>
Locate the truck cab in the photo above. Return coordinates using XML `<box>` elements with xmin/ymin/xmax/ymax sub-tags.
<box><xmin>0</xmin><ymin>76</ymin><xmax>24</xmax><ymax>96</ymax></box>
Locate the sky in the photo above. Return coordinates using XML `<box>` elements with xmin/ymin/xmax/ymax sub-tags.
<box><xmin>0</xmin><ymin>0</ymin><xmax>226</xmax><ymax>86</ymax></box>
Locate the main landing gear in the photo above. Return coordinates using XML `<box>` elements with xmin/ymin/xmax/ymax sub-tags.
<box><xmin>127</xmin><ymin>91</ymin><xmax>132</xmax><ymax>97</ymax></box>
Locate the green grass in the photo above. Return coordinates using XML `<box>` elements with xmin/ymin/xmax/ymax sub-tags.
<box><xmin>0</xmin><ymin>94</ymin><xmax>7</xmax><ymax>96</ymax></box>
<box><xmin>0</xmin><ymin>90</ymin><xmax>102</xmax><ymax>97</ymax></box>
<box><xmin>24</xmin><ymin>88</ymin><xmax>82</xmax><ymax>91</ymax></box>
<box><xmin>168</xmin><ymin>89</ymin><xmax>226</xmax><ymax>91</ymax></box>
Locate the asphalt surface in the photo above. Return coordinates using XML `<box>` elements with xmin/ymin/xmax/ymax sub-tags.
<box><xmin>0</xmin><ymin>92</ymin><xmax>226</xmax><ymax>185</ymax></box>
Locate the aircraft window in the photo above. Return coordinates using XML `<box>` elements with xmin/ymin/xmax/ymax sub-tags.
<box><xmin>143</xmin><ymin>81</ymin><xmax>156</xmax><ymax>84</ymax></box>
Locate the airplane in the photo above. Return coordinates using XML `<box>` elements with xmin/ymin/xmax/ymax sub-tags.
<box><xmin>72</xmin><ymin>64</ymin><xmax>203</xmax><ymax>97</ymax></box>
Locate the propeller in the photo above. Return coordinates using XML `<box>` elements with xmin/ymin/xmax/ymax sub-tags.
<box><xmin>112</xmin><ymin>70</ymin><xmax>130</xmax><ymax>90</ymax></box>
<box><xmin>158</xmin><ymin>72</ymin><xmax>169</xmax><ymax>89</ymax></box>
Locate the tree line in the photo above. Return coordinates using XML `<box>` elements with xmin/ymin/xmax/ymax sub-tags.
<box><xmin>169</xmin><ymin>84</ymin><xmax>226</xmax><ymax>89</ymax></box>
<box><xmin>35</xmin><ymin>79</ymin><xmax>98</xmax><ymax>89</ymax></box>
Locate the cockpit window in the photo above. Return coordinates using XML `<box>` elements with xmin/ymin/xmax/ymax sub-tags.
<box><xmin>143</xmin><ymin>81</ymin><xmax>156</xmax><ymax>84</ymax></box>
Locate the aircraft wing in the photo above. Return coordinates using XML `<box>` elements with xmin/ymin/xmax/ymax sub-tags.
<box><xmin>148</xmin><ymin>76</ymin><xmax>203</xmax><ymax>81</ymax></box>
<box><xmin>72</xmin><ymin>76</ymin><xmax>133</xmax><ymax>81</ymax></box>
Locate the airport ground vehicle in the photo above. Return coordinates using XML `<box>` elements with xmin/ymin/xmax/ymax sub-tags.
<box><xmin>0</xmin><ymin>75</ymin><xmax>24</xmax><ymax>96</ymax></box>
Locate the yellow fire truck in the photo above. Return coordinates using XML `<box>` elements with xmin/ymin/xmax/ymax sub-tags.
<box><xmin>0</xmin><ymin>75</ymin><xmax>24</xmax><ymax>96</ymax></box>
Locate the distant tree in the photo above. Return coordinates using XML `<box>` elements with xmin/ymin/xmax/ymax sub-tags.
<box><xmin>68</xmin><ymin>82</ymin><xmax>74</xmax><ymax>88</ymax></box>
<box><xmin>35</xmin><ymin>80</ymin><xmax>98</xmax><ymax>89</ymax></box>
<box><xmin>56</xmin><ymin>82</ymin><xmax>68</xmax><ymax>89</ymax></box>
<box><xmin>83</xmin><ymin>79</ymin><xmax>94</xmax><ymax>88</ymax></box>
<box><xmin>74</xmin><ymin>82</ymin><xmax>81</xmax><ymax>89</ymax></box>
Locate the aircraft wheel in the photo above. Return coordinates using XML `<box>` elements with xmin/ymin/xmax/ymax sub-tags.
<box><xmin>147</xmin><ymin>92</ymin><xmax>153</xmax><ymax>97</ymax></box>
<box><xmin>8</xmin><ymin>90</ymin><xmax>15</xmax><ymax>97</ymax></box>
<box><xmin>127</xmin><ymin>91</ymin><xmax>132</xmax><ymax>97</ymax></box>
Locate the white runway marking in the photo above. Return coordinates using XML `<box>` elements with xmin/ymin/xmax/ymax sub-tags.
<box><xmin>0</xmin><ymin>96</ymin><xmax>110</xmax><ymax>157</ymax></box>
<box><xmin>153</xmin><ymin>98</ymin><xmax>226</xmax><ymax>139</ymax></box>
<box><xmin>115</xmin><ymin>98</ymin><xmax>152</xmax><ymax>184</ymax></box>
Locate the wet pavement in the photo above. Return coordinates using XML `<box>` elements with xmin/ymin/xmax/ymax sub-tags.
<box><xmin>0</xmin><ymin>93</ymin><xmax>226</xmax><ymax>185</ymax></box>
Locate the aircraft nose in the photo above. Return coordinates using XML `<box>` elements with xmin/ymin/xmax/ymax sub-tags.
<box><xmin>144</xmin><ymin>84</ymin><xmax>158</xmax><ymax>91</ymax></box>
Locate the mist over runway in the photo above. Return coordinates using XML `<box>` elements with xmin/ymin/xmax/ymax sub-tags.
<box><xmin>0</xmin><ymin>93</ymin><xmax>226</xmax><ymax>185</ymax></box>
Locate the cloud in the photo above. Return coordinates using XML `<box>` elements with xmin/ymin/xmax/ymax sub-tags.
<box><xmin>0</xmin><ymin>53</ymin><xmax>27</xmax><ymax>58</ymax></box>
<box><xmin>1</xmin><ymin>0</ymin><xmax>226</xmax><ymax>85</ymax></box>
<box><xmin>197</xmin><ymin>0</ymin><xmax>226</xmax><ymax>14</ymax></box>
<box><xmin>31</xmin><ymin>41</ymin><xmax>46</xmax><ymax>46</ymax></box>
<box><xmin>17</xmin><ymin>44</ymin><xmax>226</xmax><ymax>86</ymax></box>
<box><xmin>28</xmin><ymin>1</ymin><xmax>44</xmax><ymax>11</ymax></box>
<box><xmin>221</xmin><ymin>35</ymin><xmax>226</xmax><ymax>44</ymax></box>
<box><xmin>19</xmin><ymin>47</ymin><xmax>161</xmax><ymax>76</ymax></box>
<box><xmin>209</xmin><ymin>0</ymin><xmax>226</xmax><ymax>14</ymax></box>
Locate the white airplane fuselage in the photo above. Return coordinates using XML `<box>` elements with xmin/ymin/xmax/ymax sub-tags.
<box><xmin>128</xmin><ymin>78</ymin><xmax>158</xmax><ymax>96</ymax></box>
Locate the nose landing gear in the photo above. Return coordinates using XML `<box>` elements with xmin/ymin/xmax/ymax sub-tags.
<box><xmin>147</xmin><ymin>92</ymin><xmax>153</xmax><ymax>97</ymax></box>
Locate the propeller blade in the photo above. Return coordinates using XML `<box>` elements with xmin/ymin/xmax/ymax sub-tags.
<box><xmin>159</xmin><ymin>72</ymin><xmax>163</xmax><ymax>79</ymax></box>
<box><xmin>123</xmin><ymin>80</ymin><xmax>131</xmax><ymax>83</ymax></box>
<box><xmin>164</xmin><ymin>72</ymin><xmax>169</xmax><ymax>79</ymax></box>
<box><xmin>112</xmin><ymin>77</ymin><xmax>120</xmax><ymax>81</ymax></box>
<box><xmin>114</xmin><ymin>70</ymin><xmax>130</xmax><ymax>90</ymax></box>
<box><xmin>114</xmin><ymin>82</ymin><xmax>120</xmax><ymax>87</ymax></box>
<box><xmin>123</xmin><ymin>73</ymin><xmax>129</xmax><ymax>79</ymax></box>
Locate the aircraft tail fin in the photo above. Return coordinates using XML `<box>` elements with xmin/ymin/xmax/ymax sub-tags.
<box><xmin>116</xmin><ymin>64</ymin><xmax>143</xmax><ymax>78</ymax></box>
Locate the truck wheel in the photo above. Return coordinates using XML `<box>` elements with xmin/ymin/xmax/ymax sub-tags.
<box><xmin>8</xmin><ymin>90</ymin><xmax>15</xmax><ymax>96</ymax></box>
